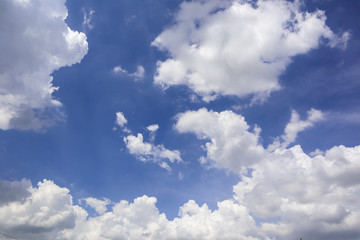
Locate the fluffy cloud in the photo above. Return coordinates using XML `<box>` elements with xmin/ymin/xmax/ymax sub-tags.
<box><xmin>114</xmin><ymin>111</ymin><xmax>131</xmax><ymax>133</ymax></box>
<box><xmin>0</xmin><ymin>0</ymin><xmax>88</xmax><ymax>130</ymax></box>
<box><xmin>268</xmin><ymin>108</ymin><xmax>324</xmax><ymax>150</ymax></box>
<box><xmin>115</xmin><ymin>111</ymin><xmax>127</xmax><ymax>127</ymax></box>
<box><xmin>174</xmin><ymin>108</ymin><xmax>360</xmax><ymax>239</ymax></box>
<box><xmin>234</xmin><ymin>145</ymin><xmax>360</xmax><ymax>240</ymax></box>
<box><xmin>147</xmin><ymin>124</ymin><xmax>159</xmax><ymax>132</ymax></box>
<box><xmin>62</xmin><ymin>195</ymin><xmax>168</xmax><ymax>240</ymax></box>
<box><xmin>124</xmin><ymin>133</ymin><xmax>182</xmax><ymax>171</ymax></box>
<box><xmin>152</xmin><ymin>0</ymin><xmax>349</xmax><ymax>102</ymax></box>
<box><xmin>175</xmin><ymin>108</ymin><xmax>265</xmax><ymax>172</ymax></box>
<box><xmin>113</xmin><ymin>65</ymin><xmax>145</xmax><ymax>80</ymax></box>
<box><xmin>147</xmin><ymin>124</ymin><xmax>159</xmax><ymax>141</ymax></box>
<box><xmin>0</xmin><ymin>179</ymin><xmax>84</xmax><ymax>240</ymax></box>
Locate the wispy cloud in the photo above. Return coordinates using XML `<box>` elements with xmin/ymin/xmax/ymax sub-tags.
<box><xmin>82</xmin><ymin>8</ymin><xmax>95</xmax><ymax>31</ymax></box>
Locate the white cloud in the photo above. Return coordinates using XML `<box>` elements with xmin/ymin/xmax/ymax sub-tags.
<box><xmin>268</xmin><ymin>108</ymin><xmax>324</xmax><ymax>150</ymax></box>
<box><xmin>115</xmin><ymin>113</ymin><xmax>181</xmax><ymax>170</ymax></box>
<box><xmin>82</xmin><ymin>9</ymin><xmax>95</xmax><ymax>31</ymax></box>
<box><xmin>115</xmin><ymin>112</ymin><xmax>127</xmax><ymax>127</ymax></box>
<box><xmin>147</xmin><ymin>124</ymin><xmax>159</xmax><ymax>142</ymax></box>
<box><xmin>81</xmin><ymin>197</ymin><xmax>111</xmax><ymax>215</ymax></box>
<box><xmin>112</xmin><ymin>66</ymin><xmax>128</xmax><ymax>74</ymax></box>
<box><xmin>173</xmin><ymin>108</ymin><xmax>360</xmax><ymax>239</ymax></box>
<box><xmin>114</xmin><ymin>112</ymin><xmax>130</xmax><ymax>133</ymax></box>
<box><xmin>175</xmin><ymin>108</ymin><xmax>265</xmax><ymax>173</ymax></box>
<box><xmin>234</xmin><ymin>144</ymin><xmax>360</xmax><ymax>239</ymax></box>
<box><xmin>152</xmin><ymin>0</ymin><xmax>348</xmax><ymax>102</ymax></box>
<box><xmin>113</xmin><ymin>65</ymin><xmax>145</xmax><ymax>80</ymax></box>
<box><xmin>147</xmin><ymin>124</ymin><xmax>159</xmax><ymax>132</ymax></box>
<box><xmin>0</xmin><ymin>179</ymin><xmax>84</xmax><ymax>240</ymax></box>
<box><xmin>61</xmin><ymin>195</ymin><xmax>169</xmax><ymax>240</ymax></box>
<box><xmin>0</xmin><ymin>0</ymin><xmax>88</xmax><ymax>130</ymax></box>
<box><xmin>124</xmin><ymin>133</ymin><xmax>182</xmax><ymax>171</ymax></box>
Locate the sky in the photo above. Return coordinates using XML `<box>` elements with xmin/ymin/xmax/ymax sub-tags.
<box><xmin>0</xmin><ymin>0</ymin><xmax>360</xmax><ymax>239</ymax></box>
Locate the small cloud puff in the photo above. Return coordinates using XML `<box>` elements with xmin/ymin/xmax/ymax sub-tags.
<box><xmin>147</xmin><ymin>124</ymin><xmax>159</xmax><ymax>132</ymax></box>
<box><xmin>113</xmin><ymin>65</ymin><xmax>145</xmax><ymax>80</ymax></box>
<box><xmin>115</xmin><ymin>112</ymin><xmax>127</xmax><ymax>127</ymax></box>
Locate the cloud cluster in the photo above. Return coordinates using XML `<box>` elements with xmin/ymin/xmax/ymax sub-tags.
<box><xmin>1</xmin><ymin>135</ymin><xmax>360</xmax><ymax>239</ymax></box>
<box><xmin>153</xmin><ymin>0</ymin><xmax>349</xmax><ymax>102</ymax></box>
<box><xmin>0</xmin><ymin>0</ymin><xmax>88</xmax><ymax>130</ymax></box>
<box><xmin>115</xmin><ymin>112</ymin><xmax>182</xmax><ymax>171</ymax></box>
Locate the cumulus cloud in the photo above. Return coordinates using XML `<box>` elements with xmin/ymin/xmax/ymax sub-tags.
<box><xmin>113</xmin><ymin>65</ymin><xmax>145</xmax><ymax>80</ymax></box>
<box><xmin>268</xmin><ymin>108</ymin><xmax>325</xmax><ymax>150</ymax></box>
<box><xmin>152</xmin><ymin>0</ymin><xmax>349</xmax><ymax>102</ymax></box>
<box><xmin>234</xmin><ymin>144</ymin><xmax>360</xmax><ymax>240</ymax></box>
<box><xmin>124</xmin><ymin>133</ymin><xmax>182</xmax><ymax>171</ymax></box>
<box><xmin>0</xmin><ymin>0</ymin><xmax>88</xmax><ymax>130</ymax></box>
<box><xmin>0</xmin><ymin>179</ymin><xmax>84</xmax><ymax>240</ymax></box>
<box><xmin>175</xmin><ymin>108</ymin><xmax>265</xmax><ymax>172</ymax></box>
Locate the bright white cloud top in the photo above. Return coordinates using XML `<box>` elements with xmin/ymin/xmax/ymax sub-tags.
<box><xmin>0</xmin><ymin>0</ymin><xmax>88</xmax><ymax>130</ymax></box>
<box><xmin>175</xmin><ymin>108</ymin><xmax>265</xmax><ymax>172</ymax></box>
<box><xmin>153</xmin><ymin>0</ymin><xmax>349</xmax><ymax>102</ymax></box>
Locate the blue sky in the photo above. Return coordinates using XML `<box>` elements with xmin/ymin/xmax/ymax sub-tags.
<box><xmin>1</xmin><ymin>0</ymin><xmax>360</xmax><ymax>239</ymax></box>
